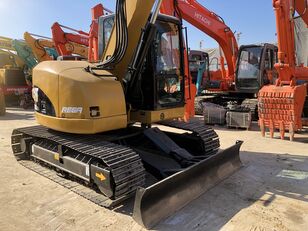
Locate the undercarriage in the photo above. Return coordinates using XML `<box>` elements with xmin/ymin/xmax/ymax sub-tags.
<box><xmin>11</xmin><ymin>119</ymin><xmax>242</xmax><ymax>228</ymax></box>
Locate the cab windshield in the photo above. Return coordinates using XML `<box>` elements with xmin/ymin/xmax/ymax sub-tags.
<box><xmin>98</xmin><ymin>15</ymin><xmax>114</xmax><ymax>59</ymax></box>
<box><xmin>189</xmin><ymin>54</ymin><xmax>206</xmax><ymax>71</ymax></box>
<box><xmin>156</xmin><ymin>22</ymin><xmax>181</xmax><ymax>74</ymax></box>
<box><xmin>237</xmin><ymin>47</ymin><xmax>262</xmax><ymax>80</ymax></box>
<box><xmin>155</xmin><ymin>21</ymin><xmax>183</xmax><ymax>106</ymax></box>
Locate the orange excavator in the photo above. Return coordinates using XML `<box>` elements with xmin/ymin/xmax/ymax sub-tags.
<box><xmin>91</xmin><ymin>1</ymin><xmax>262</xmax><ymax>120</ymax></box>
<box><xmin>258</xmin><ymin>0</ymin><xmax>308</xmax><ymax>140</ymax></box>
<box><xmin>159</xmin><ymin>0</ymin><xmax>240</xmax><ymax>120</ymax></box>
<box><xmin>161</xmin><ymin>0</ymin><xmax>238</xmax><ymax>92</ymax></box>
<box><xmin>161</xmin><ymin>0</ymin><xmax>281</xmax><ymax>123</ymax></box>
<box><xmin>51</xmin><ymin>4</ymin><xmax>112</xmax><ymax>61</ymax></box>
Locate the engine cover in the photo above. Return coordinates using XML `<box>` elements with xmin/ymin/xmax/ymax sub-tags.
<box><xmin>32</xmin><ymin>61</ymin><xmax>127</xmax><ymax>134</ymax></box>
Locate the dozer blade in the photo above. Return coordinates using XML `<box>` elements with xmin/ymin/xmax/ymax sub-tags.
<box><xmin>133</xmin><ymin>140</ymin><xmax>243</xmax><ymax>229</ymax></box>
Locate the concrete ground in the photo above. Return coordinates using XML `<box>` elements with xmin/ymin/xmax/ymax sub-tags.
<box><xmin>0</xmin><ymin>108</ymin><xmax>307</xmax><ymax>231</ymax></box>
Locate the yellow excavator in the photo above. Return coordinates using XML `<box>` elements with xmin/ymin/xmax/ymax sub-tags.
<box><xmin>0</xmin><ymin>36</ymin><xmax>23</xmax><ymax>115</ymax></box>
<box><xmin>0</xmin><ymin>36</ymin><xmax>33</xmax><ymax>114</ymax></box>
<box><xmin>11</xmin><ymin>0</ymin><xmax>242</xmax><ymax>228</ymax></box>
<box><xmin>0</xmin><ymin>36</ymin><xmax>25</xmax><ymax>67</ymax></box>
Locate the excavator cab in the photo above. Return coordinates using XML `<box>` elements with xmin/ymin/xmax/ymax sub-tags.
<box><xmin>98</xmin><ymin>14</ymin><xmax>185</xmax><ymax>112</ymax></box>
<box><xmin>235</xmin><ymin>44</ymin><xmax>278</xmax><ymax>94</ymax></box>
<box><xmin>188</xmin><ymin>50</ymin><xmax>210</xmax><ymax>95</ymax></box>
<box><xmin>131</xmin><ymin>15</ymin><xmax>184</xmax><ymax>110</ymax></box>
<box><xmin>189</xmin><ymin>50</ymin><xmax>209</xmax><ymax>84</ymax></box>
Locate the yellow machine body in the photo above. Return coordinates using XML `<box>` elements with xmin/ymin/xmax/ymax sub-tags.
<box><xmin>33</xmin><ymin>0</ymin><xmax>184</xmax><ymax>134</ymax></box>
<box><xmin>12</xmin><ymin>1</ymin><xmax>243</xmax><ymax>229</ymax></box>
<box><xmin>33</xmin><ymin>59</ymin><xmax>185</xmax><ymax>133</ymax></box>
<box><xmin>33</xmin><ymin>61</ymin><xmax>127</xmax><ymax>134</ymax></box>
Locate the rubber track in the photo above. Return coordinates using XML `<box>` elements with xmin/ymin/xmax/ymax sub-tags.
<box><xmin>11</xmin><ymin>125</ymin><xmax>145</xmax><ymax>207</ymax></box>
<box><xmin>158</xmin><ymin>120</ymin><xmax>220</xmax><ymax>156</ymax></box>
<box><xmin>18</xmin><ymin>160</ymin><xmax>130</xmax><ymax>207</ymax></box>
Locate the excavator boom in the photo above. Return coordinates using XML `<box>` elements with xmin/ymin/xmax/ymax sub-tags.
<box><xmin>258</xmin><ymin>0</ymin><xmax>308</xmax><ymax>140</ymax></box>
<box><xmin>12</xmin><ymin>40</ymin><xmax>37</xmax><ymax>70</ymax></box>
<box><xmin>51</xmin><ymin>22</ymin><xmax>89</xmax><ymax>59</ymax></box>
<box><xmin>52</xmin><ymin>4</ymin><xmax>108</xmax><ymax>61</ymax></box>
<box><xmin>24</xmin><ymin>32</ymin><xmax>58</xmax><ymax>62</ymax></box>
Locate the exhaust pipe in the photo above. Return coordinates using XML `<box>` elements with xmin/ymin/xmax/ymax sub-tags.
<box><xmin>133</xmin><ymin>140</ymin><xmax>243</xmax><ymax>228</ymax></box>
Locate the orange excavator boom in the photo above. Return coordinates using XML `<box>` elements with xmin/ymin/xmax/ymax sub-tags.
<box><xmin>51</xmin><ymin>4</ymin><xmax>111</xmax><ymax>61</ymax></box>
<box><xmin>258</xmin><ymin>0</ymin><xmax>308</xmax><ymax>140</ymax></box>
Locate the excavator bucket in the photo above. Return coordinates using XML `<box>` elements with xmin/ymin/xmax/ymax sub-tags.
<box><xmin>258</xmin><ymin>84</ymin><xmax>307</xmax><ymax>140</ymax></box>
<box><xmin>133</xmin><ymin>141</ymin><xmax>243</xmax><ymax>228</ymax></box>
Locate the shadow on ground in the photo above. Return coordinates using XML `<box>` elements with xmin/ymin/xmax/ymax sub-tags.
<box><xmin>153</xmin><ymin>151</ymin><xmax>308</xmax><ymax>230</ymax></box>
<box><xmin>107</xmin><ymin>151</ymin><xmax>308</xmax><ymax>230</ymax></box>
<box><xmin>0</xmin><ymin>108</ymin><xmax>34</xmax><ymax>121</ymax></box>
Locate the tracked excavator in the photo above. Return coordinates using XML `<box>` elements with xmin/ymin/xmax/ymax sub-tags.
<box><xmin>11</xmin><ymin>0</ymin><xmax>243</xmax><ymax>228</ymax></box>
<box><xmin>0</xmin><ymin>36</ymin><xmax>25</xmax><ymax>114</ymax></box>
<box><xmin>0</xmin><ymin>37</ymin><xmax>33</xmax><ymax>113</ymax></box>
<box><xmin>258</xmin><ymin>0</ymin><xmax>308</xmax><ymax>140</ymax></box>
<box><xmin>161</xmin><ymin>1</ymin><xmax>279</xmax><ymax>120</ymax></box>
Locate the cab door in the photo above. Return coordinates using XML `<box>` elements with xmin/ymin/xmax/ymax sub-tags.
<box><xmin>259</xmin><ymin>43</ymin><xmax>278</xmax><ymax>87</ymax></box>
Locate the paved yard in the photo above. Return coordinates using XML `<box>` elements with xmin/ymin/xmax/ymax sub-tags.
<box><xmin>0</xmin><ymin>108</ymin><xmax>307</xmax><ymax>231</ymax></box>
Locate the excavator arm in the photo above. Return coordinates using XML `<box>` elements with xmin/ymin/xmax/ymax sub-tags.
<box><xmin>295</xmin><ymin>0</ymin><xmax>308</xmax><ymax>24</ymax></box>
<box><xmin>11</xmin><ymin>39</ymin><xmax>37</xmax><ymax>71</ymax></box>
<box><xmin>24</xmin><ymin>32</ymin><xmax>88</xmax><ymax>61</ymax></box>
<box><xmin>24</xmin><ymin>32</ymin><xmax>58</xmax><ymax>62</ymax></box>
<box><xmin>273</xmin><ymin>0</ymin><xmax>308</xmax><ymax>81</ymax></box>
<box><xmin>51</xmin><ymin>22</ymin><xmax>89</xmax><ymax>59</ymax></box>
<box><xmin>0</xmin><ymin>36</ymin><xmax>15</xmax><ymax>51</ymax></box>
<box><xmin>0</xmin><ymin>36</ymin><xmax>37</xmax><ymax>71</ymax></box>
<box><xmin>258</xmin><ymin>0</ymin><xmax>308</xmax><ymax>140</ymax></box>
<box><xmin>51</xmin><ymin>4</ymin><xmax>108</xmax><ymax>61</ymax></box>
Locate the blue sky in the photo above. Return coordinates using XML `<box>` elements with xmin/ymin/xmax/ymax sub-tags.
<box><xmin>0</xmin><ymin>0</ymin><xmax>277</xmax><ymax>49</ymax></box>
